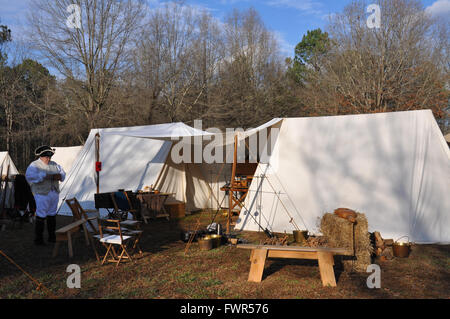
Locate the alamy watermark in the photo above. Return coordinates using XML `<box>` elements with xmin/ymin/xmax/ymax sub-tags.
<box><xmin>367</xmin><ymin>4</ymin><xmax>381</xmax><ymax>29</ymax></box>
<box><xmin>66</xmin><ymin>4</ymin><xmax>81</xmax><ymax>29</ymax></box>
<box><xmin>66</xmin><ymin>264</ymin><xmax>81</xmax><ymax>289</ymax></box>
<box><xmin>366</xmin><ymin>264</ymin><xmax>381</xmax><ymax>288</ymax></box>
<box><xmin>168</xmin><ymin>120</ymin><xmax>280</xmax><ymax>167</ymax></box>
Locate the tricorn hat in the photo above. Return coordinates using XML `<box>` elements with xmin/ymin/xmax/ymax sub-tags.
<box><xmin>35</xmin><ymin>145</ymin><xmax>55</xmax><ymax>157</ymax></box>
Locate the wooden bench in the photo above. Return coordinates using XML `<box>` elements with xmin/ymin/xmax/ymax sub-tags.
<box><xmin>52</xmin><ymin>219</ymin><xmax>90</xmax><ymax>259</ymax></box>
<box><xmin>237</xmin><ymin>244</ymin><xmax>353</xmax><ymax>287</ymax></box>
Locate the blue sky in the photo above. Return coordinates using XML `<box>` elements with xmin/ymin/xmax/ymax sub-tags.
<box><xmin>0</xmin><ymin>0</ymin><xmax>448</xmax><ymax>60</ymax></box>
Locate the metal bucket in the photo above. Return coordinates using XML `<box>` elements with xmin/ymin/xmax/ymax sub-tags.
<box><xmin>210</xmin><ymin>234</ymin><xmax>222</xmax><ymax>248</ymax></box>
<box><xmin>293</xmin><ymin>230</ymin><xmax>308</xmax><ymax>245</ymax></box>
<box><xmin>393</xmin><ymin>236</ymin><xmax>411</xmax><ymax>258</ymax></box>
<box><xmin>198</xmin><ymin>237</ymin><xmax>213</xmax><ymax>251</ymax></box>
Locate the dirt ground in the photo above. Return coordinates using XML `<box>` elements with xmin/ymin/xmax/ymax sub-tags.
<box><xmin>0</xmin><ymin>212</ymin><xmax>449</xmax><ymax>299</ymax></box>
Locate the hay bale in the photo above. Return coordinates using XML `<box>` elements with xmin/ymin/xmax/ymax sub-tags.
<box><xmin>320</xmin><ymin>212</ymin><xmax>373</xmax><ymax>272</ymax></box>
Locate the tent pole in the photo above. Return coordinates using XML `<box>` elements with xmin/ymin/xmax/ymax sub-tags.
<box><xmin>95</xmin><ymin>133</ymin><xmax>100</xmax><ymax>194</ymax></box>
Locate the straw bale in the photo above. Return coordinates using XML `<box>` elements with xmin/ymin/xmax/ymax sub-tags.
<box><xmin>320</xmin><ymin>212</ymin><xmax>373</xmax><ymax>272</ymax></box>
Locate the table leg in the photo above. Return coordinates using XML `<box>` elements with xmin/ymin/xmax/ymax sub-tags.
<box><xmin>248</xmin><ymin>249</ymin><xmax>268</xmax><ymax>282</ymax></box>
<box><xmin>317</xmin><ymin>251</ymin><xmax>336</xmax><ymax>287</ymax></box>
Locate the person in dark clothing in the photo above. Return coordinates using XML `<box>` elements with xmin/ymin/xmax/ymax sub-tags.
<box><xmin>13</xmin><ymin>174</ymin><xmax>36</xmax><ymax>223</ymax></box>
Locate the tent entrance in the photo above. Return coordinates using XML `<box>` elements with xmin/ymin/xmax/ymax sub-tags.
<box><xmin>219</xmin><ymin>135</ymin><xmax>260</xmax><ymax>234</ymax></box>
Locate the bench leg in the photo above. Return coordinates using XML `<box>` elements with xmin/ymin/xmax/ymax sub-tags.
<box><xmin>317</xmin><ymin>251</ymin><xmax>336</xmax><ymax>287</ymax></box>
<box><xmin>82</xmin><ymin>225</ymin><xmax>90</xmax><ymax>246</ymax></box>
<box><xmin>67</xmin><ymin>233</ymin><xmax>73</xmax><ymax>259</ymax></box>
<box><xmin>52</xmin><ymin>242</ymin><xmax>61</xmax><ymax>258</ymax></box>
<box><xmin>248</xmin><ymin>249</ymin><xmax>267</xmax><ymax>283</ymax></box>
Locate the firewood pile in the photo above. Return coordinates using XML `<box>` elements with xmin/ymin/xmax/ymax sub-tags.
<box><xmin>262</xmin><ymin>234</ymin><xmax>289</xmax><ymax>246</ymax></box>
<box><xmin>372</xmin><ymin>231</ymin><xmax>394</xmax><ymax>261</ymax></box>
<box><xmin>305</xmin><ymin>236</ymin><xmax>328</xmax><ymax>248</ymax></box>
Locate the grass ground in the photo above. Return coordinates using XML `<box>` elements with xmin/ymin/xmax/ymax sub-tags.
<box><xmin>0</xmin><ymin>212</ymin><xmax>449</xmax><ymax>299</ymax></box>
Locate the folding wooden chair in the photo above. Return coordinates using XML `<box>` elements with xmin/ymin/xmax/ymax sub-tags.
<box><xmin>120</xmin><ymin>220</ymin><xmax>143</xmax><ymax>257</ymax></box>
<box><xmin>98</xmin><ymin>219</ymin><xmax>134</xmax><ymax>268</ymax></box>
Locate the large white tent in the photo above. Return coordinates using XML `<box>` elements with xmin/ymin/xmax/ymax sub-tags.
<box><xmin>235</xmin><ymin>110</ymin><xmax>450</xmax><ymax>244</ymax></box>
<box><xmin>0</xmin><ymin>151</ymin><xmax>19</xmax><ymax>177</ymax></box>
<box><xmin>57</xmin><ymin>123</ymin><xmax>230</xmax><ymax>215</ymax></box>
<box><xmin>0</xmin><ymin>151</ymin><xmax>19</xmax><ymax>209</ymax></box>
<box><xmin>52</xmin><ymin>146</ymin><xmax>83</xmax><ymax>174</ymax></box>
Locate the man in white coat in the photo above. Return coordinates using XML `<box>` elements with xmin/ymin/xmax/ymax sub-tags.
<box><xmin>26</xmin><ymin>146</ymin><xmax>66</xmax><ymax>246</ymax></box>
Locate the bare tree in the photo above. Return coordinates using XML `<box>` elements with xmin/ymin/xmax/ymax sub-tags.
<box><xmin>130</xmin><ymin>2</ymin><xmax>224</xmax><ymax>123</ymax></box>
<box><xmin>28</xmin><ymin>0</ymin><xmax>145</xmax><ymax>128</ymax></box>
<box><xmin>208</xmin><ymin>8</ymin><xmax>285</xmax><ymax>128</ymax></box>
<box><xmin>301</xmin><ymin>0</ymin><xmax>449</xmax><ymax>116</ymax></box>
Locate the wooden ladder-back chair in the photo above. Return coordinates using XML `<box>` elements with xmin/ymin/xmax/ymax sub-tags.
<box><xmin>98</xmin><ymin>219</ymin><xmax>134</xmax><ymax>267</ymax></box>
<box><xmin>110</xmin><ymin>191</ymin><xmax>138</xmax><ymax>221</ymax></box>
<box><xmin>66</xmin><ymin>198</ymin><xmax>100</xmax><ymax>233</ymax></box>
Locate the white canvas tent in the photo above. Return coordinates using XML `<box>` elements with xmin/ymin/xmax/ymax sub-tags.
<box><xmin>57</xmin><ymin>123</ymin><xmax>230</xmax><ymax>216</ymax></box>
<box><xmin>0</xmin><ymin>151</ymin><xmax>19</xmax><ymax>177</ymax></box>
<box><xmin>52</xmin><ymin>146</ymin><xmax>83</xmax><ymax>174</ymax></box>
<box><xmin>235</xmin><ymin>110</ymin><xmax>450</xmax><ymax>244</ymax></box>
<box><xmin>0</xmin><ymin>151</ymin><xmax>19</xmax><ymax>209</ymax></box>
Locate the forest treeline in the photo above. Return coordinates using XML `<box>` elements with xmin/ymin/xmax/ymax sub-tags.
<box><xmin>1</xmin><ymin>0</ymin><xmax>448</xmax><ymax>171</ymax></box>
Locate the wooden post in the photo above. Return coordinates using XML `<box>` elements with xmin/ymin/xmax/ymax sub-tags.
<box><xmin>227</xmin><ymin>135</ymin><xmax>238</xmax><ymax>235</ymax></box>
<box><xmin>67</xmin><ymin>232</ymin><xmax>74</xmax><ymax>259</ymax></box>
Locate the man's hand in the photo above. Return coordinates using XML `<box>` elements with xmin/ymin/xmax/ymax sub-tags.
<box><xmin>46</xmin><ymin>173</ymin><xmax>62</xmax><ymax>181</ymax></box>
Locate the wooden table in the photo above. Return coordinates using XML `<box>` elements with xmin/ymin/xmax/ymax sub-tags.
<box><xmin>135</xmin><ymin>192</ymin><xmax>174</xmax><ymax>222</ymax></box>
<box><xmin>237</xmin><ymin>244</ymin><xmax>353</xmax><ymax>287</ymax></box>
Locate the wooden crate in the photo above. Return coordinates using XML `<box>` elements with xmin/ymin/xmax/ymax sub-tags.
<box><xmin>164</xmin><ymin>201</ymin><xmax>186</xmax><ymax>219</ymax></box>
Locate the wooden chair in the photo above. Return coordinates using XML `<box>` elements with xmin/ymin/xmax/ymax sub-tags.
<box><xmin>110</xmin><ymin>191</ymin><xmax>138</xmax><ymax>221</ymax></box>
<box><xmin>98</xmin><ymin>219</ymin><xmax>134</xmax><ymax>268</ymax></box>
<box><xmin>120</xmin><ymin>220</ymin><xmax>143</xmax><ymax>256</ymax></box>
<box><xmin>66</xmin><ymin>198</ymin><xmax>100</xmax><ymax>233</ymax></box>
